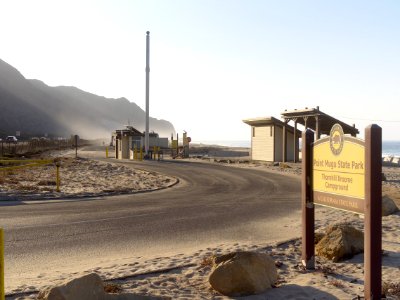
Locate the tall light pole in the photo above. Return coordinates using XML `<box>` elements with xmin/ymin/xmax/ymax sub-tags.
<box><xmin>145</xmin><ymin>31</ymin><xmax>150</xmax><ymax>155</ymax></box>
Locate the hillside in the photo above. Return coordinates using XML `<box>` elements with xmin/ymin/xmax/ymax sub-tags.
<box><xmin>0</xmin><ymin>59</ymin><xmax>175</xmax><ymax>139</ymax></box>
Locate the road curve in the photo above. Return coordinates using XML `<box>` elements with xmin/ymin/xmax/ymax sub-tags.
<box><xmin>0</xmin><ymin>158</ymin><xmax>301</xmax><ymax>292</ymax></box>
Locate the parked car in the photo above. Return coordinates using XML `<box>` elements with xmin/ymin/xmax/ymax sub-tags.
<box><xmin>6</xmin><ymin>136</ymin><xmax>18</xmax><ymax>143</ymax></box>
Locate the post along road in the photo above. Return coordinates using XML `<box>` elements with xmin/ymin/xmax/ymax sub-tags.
<box><xmin>0</xmin><ymin>159</ymin><xmax>301</xmax><ymax>291</ymax></box>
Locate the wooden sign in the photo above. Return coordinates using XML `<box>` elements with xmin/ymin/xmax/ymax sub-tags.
<box><xmin>313</xmin><ymin>124</ymin><xmax>365</xmax><ymax>213</ymax></box>
<box><xmin>302</xmin><ymin>124</ymin><xmax>382</xmax><ymax>300</ymax></box>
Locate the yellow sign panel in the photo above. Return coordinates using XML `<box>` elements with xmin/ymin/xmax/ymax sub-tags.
<box><xmin>313</xmin><ymin>124</ymin><xmax>365</xmax><ymax>213</ymax></box>
<box><xmin>171</xmin><ymin>140</ymin><xmax>178</xmax><ymax>148</ymax></box>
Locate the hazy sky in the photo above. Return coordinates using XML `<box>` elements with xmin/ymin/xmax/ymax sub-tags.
<box><xmin>1</xmin><ymin>0</ymin><xmax>400</xmax><ymax>142</ymax></box>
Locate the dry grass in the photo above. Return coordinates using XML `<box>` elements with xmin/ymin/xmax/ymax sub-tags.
<box><xmin>199</xmin><ymin>255</ymin><xmax>214</xmax><ymax>268</ymax></box>
<box><xmin>382</xmin><ymin>281</ymin><xmax>400</xmax><ymax>298</ymax></box>
<box><xmin>37</xmin><ymin>180</ymin><xmax>56</xmax><ymax>186</ymax></box>
<box><xmin>104</xmin><ymin>282</ymin><xmax>123</xmax><ymax>294</ymax></box>
<box><xmin>328</xmin><ymin>279</ymin><xmax>344</xmax><ymax>288</ymax></box>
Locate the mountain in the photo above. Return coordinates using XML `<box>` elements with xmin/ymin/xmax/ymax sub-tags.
<box><xmin>0</xmin><ymin>59</ymin><xmax>175</xmax><ymax>139</ymax></box>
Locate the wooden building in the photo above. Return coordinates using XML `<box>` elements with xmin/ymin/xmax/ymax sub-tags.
<box><xmin>243</xmin><ymin>117</ymin><xmax>301</xmax><ymax>162</ymax></box>
<box><xmin>113</xmin><ymin>126</ymin><xmax>169</xmax><ymax>160</ymax></box>
<box><xmin>113</xmin><ymin>126</ymin><xmax>143</xmax><ymax>159</ymax></box>
<box><xmin>243</xmin><ymin>107</ymin><xmax>359</xmax><ymax>163</ymax></box>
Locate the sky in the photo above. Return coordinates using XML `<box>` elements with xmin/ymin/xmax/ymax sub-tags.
<box><xmin>1</xmin><ymin>0</ymin><xmax>400</xmax><ymax>142</ymax></box>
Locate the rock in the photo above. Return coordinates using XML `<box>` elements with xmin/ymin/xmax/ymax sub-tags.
<box><xmin>382</xmin><ymin>195</ymin><xmax>399</xmax><ymax>216</ymax></box>
<box><xmin>382</xmin><ymin>173</ymin><xmax>387</xmax><ymax>181</ymax></box>
<box><xmin>38</xmin><ymin>273</ymin><xmax>105</xmax><ymax>300</ymax></box>
<box><xmin>279</xmin><ymin>162</ymin><xmax>291</xmax><ymax>168</ymax></box>
<box><xmin>208</xmin><ymin>251</ymin><xmax>277</xmax><ymax>296</ymax></box>
<box><xmin>315</xmin><ymin>224</ymin><xmax>363</xmax><ymax>262</ymax></box>
<box><xmin>38</xmin><ymin>273</ymin><xmax>158</xmax><ymax>300</ymax></box>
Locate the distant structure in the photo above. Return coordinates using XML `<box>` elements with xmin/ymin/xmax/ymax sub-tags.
<box><xmin>113</xmin><ymin>126</ymin><xmax>143</xmax><ymax>159</ymax></box>
<box><xmin>113</xmin><ymin>125</ymin><xmax>168</xmax><ymax>160</ymax></box>
<box><xmin>244</xmin><ymin>106</ymin><xmax>359</xmax><ymax>163</ymax></box>
<box><xmin>243</xmin><ymin>117</ymin><xmax>301</xmax><ymax>162</ymax></box>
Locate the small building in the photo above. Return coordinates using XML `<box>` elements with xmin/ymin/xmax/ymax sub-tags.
<box><xmin>113</xmin><ymin>126</ymin><xmax>169</xmax><ymax>160</ymax></box>
<box><xmin>243</xmin><ymin>117</ymin><xmax>301</xmax><ymax>162</ymax></box>
<box><xmin>243</xmin><ymin>107</ymin><xmax>359</xmax><ymax>163</ymax></box>
<box><xmin>113</xmin><ymin>126</ymin><xmax>143</xmax><ymax>159</ymax></box>
<box><xmin>148</xmin><ymin>132</ymin><xmax>169</xmax><ymax>149</ymax></box>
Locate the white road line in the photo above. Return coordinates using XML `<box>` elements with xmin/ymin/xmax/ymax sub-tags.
<box><xmin>11</xmin><ymin>212</ymin><xmax>166</xmax><ymax>229</ymax></box>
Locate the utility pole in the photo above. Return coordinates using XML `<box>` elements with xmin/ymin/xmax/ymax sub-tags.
<box><xmin>145</xmin><ymin>31</ymin><xmax>150</xmax><ymax>155</ymax></box>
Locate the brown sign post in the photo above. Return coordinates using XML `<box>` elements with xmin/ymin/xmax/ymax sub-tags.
<box><xmin>302</xmin><ymin>124</ymin><xmax>382</xmax><ymax>300</ymax></box>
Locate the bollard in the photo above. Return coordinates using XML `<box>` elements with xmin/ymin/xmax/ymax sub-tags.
<box><xmin>140</xmin><ymin>147</ymin><xmax>143</xmax><ymax>161</ymax></box>
<box><xmin>74</xmin><ymin>135</ymin><xmax>78</xmax><ymax>158</ymax></box>
<box><xmin>1</xmin><ymin>228</ymin><xmax>4</xmax><ymax>300</ymax></box>
<box><xmin>134</xmin><ymin>145</ymin><xmax>137</xmax><ymax>160</ymax></box>
<box><xmin>55</xmin><ymin>161</ymin><xmax>61</xmax><ymax>192</ymax></box>
<box><xmin>105</xmin><ymin>147</ymin><xmax>109</xmax><ymax>158</ymax></box>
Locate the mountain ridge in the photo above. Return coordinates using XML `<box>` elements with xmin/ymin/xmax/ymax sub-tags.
<box><xmin>0</xmin><ymin>59</ymin><xmax>175</xmax><ymax>139</ymax></box>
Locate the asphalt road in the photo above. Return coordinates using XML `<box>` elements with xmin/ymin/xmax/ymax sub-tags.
<box><xmin>0</xmin><ymin>158</ymin><xmax>301</xmax><ymax>291</ymax></box>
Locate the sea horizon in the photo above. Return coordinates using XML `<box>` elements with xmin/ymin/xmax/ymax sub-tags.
<box><xmin>193</xmin><ymin>140</ymin><xmax>400</xmax><ymax>157</ymax></box>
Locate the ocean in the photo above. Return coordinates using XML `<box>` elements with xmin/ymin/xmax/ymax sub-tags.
<box><xmin>382</xmin><ymin>141</ymin><xmax>400</xmax><ymax>157</ymax></box>
<box><xmin>194</xmin><ymin>140</ymin><xmax>400</xmax><ymax>157</ymax></box>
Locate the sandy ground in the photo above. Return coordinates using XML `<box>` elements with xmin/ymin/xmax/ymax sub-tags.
<box><xmin>2</xmin><ymin>148</ymin><xmax>400</xmax><ymax>299</ymax></box>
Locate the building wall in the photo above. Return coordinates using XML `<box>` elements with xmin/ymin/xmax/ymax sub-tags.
<box><xmin>116</xmin><ymin>139</ymin><xmax>120</xmax><ymax>159</ymax></box>
<box><xmin>121</xmin><ymin>136</ymin><xmax>130</xmax><ymax>159</ymax></box>
<box><xmin>274</xmin><ymin>125</ymin><xmax>283</xmax><ymax>162</ymax></box>
<box><xmin>251</xmin><ymin>125</ymin><xmax>274</xmax><ymax>161</ymax></box>
<box><xmin>287</xmin><ymin>131</ymin><xmax>295</xmax><ymax>161</ymax></box>
<box><xmin>274</xmin><ymin>125</ymin><xmax>297</xmax><ymax>162</ymax></box>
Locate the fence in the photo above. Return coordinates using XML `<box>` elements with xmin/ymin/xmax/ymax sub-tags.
<box><xmin>0</xmin><ymin>139</ymin><xmax>73</xmax><ymax>157</ymax></box>
<box><xmin>0</xmin><ymin>228</ymin><xmax>4</xmax><ymax>300</ymax></box>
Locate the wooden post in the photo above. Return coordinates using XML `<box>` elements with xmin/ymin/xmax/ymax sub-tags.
<box><xmin>302</xmin><ymin>129</ymin><xmax>315</xmax><ymax>269</ymax></box>
<box><xmin>0</xmin><ymin>228</ymin><xmax>4</xmax><ymax>300</ymax></box>
<box><xmin>282</xmin><ymin>122</ymin><xmax>287</xmax><ymax>162</ymax></box>
<box><xmin>364</xmin><ymin>124</ymin><xmax>382</xmax><ymax>300</ymax></box>
<box><xmin>315</xmin><ymin>116</ymin><xmax>320</xmax><ymax>140</ymax></box>
<box><xmin>293</xmin><ymin>119</ymin><xmax>298</xmax><ymax>163</ymax></box>
<box><xmin>176</xmin><ymin>133</ymin><xmax>179</xmax><ymax>157</ymax></box>
<box><xmin>304</xmin><ymin>116</ymin><xmax>308</xmax><ymax>130</ymax></box>
<box><xmin>56</xmin><ymin>164</ymin><xmax>60</xmax><ymax>192</ymax></box>
<box><xmin>74</xmin><ymin>135</ymin><xmax>78</xmax><ymax>158</ymax></box>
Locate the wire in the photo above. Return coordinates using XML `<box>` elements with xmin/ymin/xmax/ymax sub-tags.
<box><xmin>336</xmin><ymin>116</ymin><xmax>400</xmax><ymax>123</ymax></box>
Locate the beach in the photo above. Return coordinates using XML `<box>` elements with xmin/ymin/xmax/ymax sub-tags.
<box><xmin>1</xmin><ymin>147</ymin><xmax>399</xmax><ymax>299</ymax></box>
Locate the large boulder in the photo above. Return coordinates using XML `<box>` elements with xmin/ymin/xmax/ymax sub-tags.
<box><xmin>315</xmin><ymin>224</ymin><xmax>363</xmax><ymax>262</ymax></box>
<box><xmin>37</xmin><ymin>273</ymin><xmax>159</xmax><ymax>300</ymax></box>
<box><xmin>38</xmin><ymin>273</ymin><xmax>105</xmax><ymax>300</ymax></box>
<box><xmin>208</xmin><ymin>251</ymin><xmax>277</xmax><ymax>296</ymax></box>
<box><xmin>382</xmin><ymin>195</ymin><xmax>399</xmax><ymax>216</ymax></box>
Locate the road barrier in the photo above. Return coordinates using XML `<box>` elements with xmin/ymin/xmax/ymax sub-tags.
<box><xmin>1</xmin><ymin>228</ymin><xmax>4</xmax><ymax>300</ymax></box>
<box><xmin>0</xmin><ymin>159</ymin><xmax>53</xmax><ymax>172</ymax></box>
